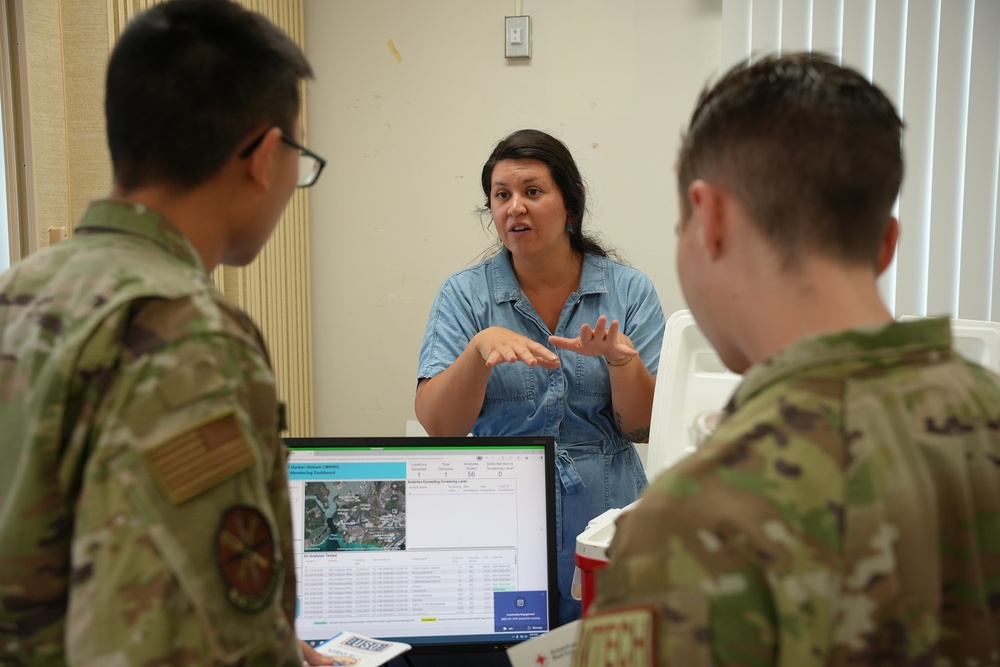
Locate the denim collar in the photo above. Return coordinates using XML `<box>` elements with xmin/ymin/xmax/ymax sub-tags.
<box><xmin>489</xmin><ymin>249</ymin><xmax>609</xmax><ymax>304</ymax></box>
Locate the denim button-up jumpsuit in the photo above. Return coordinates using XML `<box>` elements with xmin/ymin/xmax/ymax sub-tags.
<box><xmin>417</xmin><ymin>249</ymin><xmax>666</xmax><ymax>624</ymax></box>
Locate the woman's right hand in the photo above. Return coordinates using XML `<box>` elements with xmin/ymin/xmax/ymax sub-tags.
<box><xmin>472</xmin><ymin>326</ymin><xmax>561</xmax><ymax>369</ymax></box>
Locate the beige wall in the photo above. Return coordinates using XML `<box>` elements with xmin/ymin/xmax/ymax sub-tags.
<box><xmin>304</xmin><ymin>0</ymin><xmax>723</xmax><ymax>436</ymax></box>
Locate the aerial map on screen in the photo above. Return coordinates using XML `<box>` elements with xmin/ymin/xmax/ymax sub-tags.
<box><xmin>303</xmin><ymin>480</ymin><xmax>406</xmax><ymax>551</ymax></box>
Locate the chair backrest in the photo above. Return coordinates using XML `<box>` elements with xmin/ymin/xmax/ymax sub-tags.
<box><xmin>644</xmin><ymin>312</ymin><xmax>1000</xmax><ymax>481</ymax></box>
<box><xmin>644</xmin><ymin>310</ymin><xmax>740</xmax><ymax>480</ymax></box>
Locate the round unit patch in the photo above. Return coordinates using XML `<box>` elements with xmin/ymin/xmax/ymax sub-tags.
<box><xmin>215</xmin><ymin>505</ymin><xmax>279</xmax><ymax>613</ymax></box>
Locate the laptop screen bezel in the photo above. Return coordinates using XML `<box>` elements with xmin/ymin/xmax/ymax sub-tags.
<box><xmin>283</xmin><ymin>435</ymin><xmax>560</xmax><ymax>656</ymax></box>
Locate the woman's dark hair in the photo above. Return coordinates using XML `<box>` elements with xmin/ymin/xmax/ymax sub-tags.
<box><xmin>478</xmin><ymin>129</ymin><xmax>616</xmax><ymax>259</ymax></box>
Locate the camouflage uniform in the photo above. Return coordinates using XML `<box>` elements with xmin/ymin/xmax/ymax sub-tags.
<box><xmin>576</xmin><ymin>318</ymin><xmax>1000</xmax><ymax>667</ymax></box>
<box><xmin>0</xmin><ymin>201</ymin><xmax>302</xmax><ymax>666</ymax></box>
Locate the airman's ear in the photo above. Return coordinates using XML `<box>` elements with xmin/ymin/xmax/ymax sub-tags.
<box><xmin>245</xmin><ymin>126</ymin><xmax>283</xmax><ymax>190</ymax></box>
<box><xmin>876</xmin><ymin>217</ymin><xmax>899</xmax><ymax>276</ymax></box>
<box><xmin>687</xmin><ymin>179</ymin><xmax>727</xmax><ymax>261</ymax></box>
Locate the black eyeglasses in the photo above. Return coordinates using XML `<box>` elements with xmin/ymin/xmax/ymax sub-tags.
<box><xmin>239</xmin><ymin>129</ymin><xmax>327</xmax><ymax>188</ymax></box>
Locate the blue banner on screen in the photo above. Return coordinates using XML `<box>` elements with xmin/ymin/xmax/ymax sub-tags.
<box><xmin>288</xmin><ymin>462</ymin><xmax>406</xmax><ymax>480</ymax></box>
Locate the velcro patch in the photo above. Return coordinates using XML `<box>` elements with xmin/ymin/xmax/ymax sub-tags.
<box><xmin>145</xmin><ymin>411</ymin><xmax>255</xmax><ymax>504</ymax></box>
<box><xmin>573</xmin><ymin>605</ymin><xmax>657</xmax><ymax>667</ymax></box>
<box><xmin>215</xmin><ymin>505</ymin><xmax>278</xmax><ymax>613</ymax></box>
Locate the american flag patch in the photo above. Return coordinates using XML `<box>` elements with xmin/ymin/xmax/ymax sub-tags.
<box><xmin>146</xmin><ymin>411</ymin><xmax>256</xmax><ymax>504</ymax></box>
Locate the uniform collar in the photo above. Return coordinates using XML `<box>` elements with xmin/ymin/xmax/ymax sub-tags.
<box><xmin>729</xmin><ymin>317</ymin><xmax>954</xmax><ymax>413</ymax></box>
<box><xmin>74</xmin><ymin>200</ymin><xmax>207</xmax><ymax>274</ymax></box>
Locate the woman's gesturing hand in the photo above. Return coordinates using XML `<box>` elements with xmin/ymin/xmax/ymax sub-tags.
<box><xmin>472</xmin><ymin>326</ymin><xmax>561</xmax><ymax>369</ymax></box>
<box><xmin>548</xmin><ymin>315</ymin><xmax>638</xmax><ymax>363</ymax></box>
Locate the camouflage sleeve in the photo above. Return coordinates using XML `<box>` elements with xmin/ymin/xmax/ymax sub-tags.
<box><xmin>65</xmin><ymin>296</ymin><xmax>302</xmax><ymax>667</ymax></box>
<box><xmin>578</xmin><ymin>389</ymin><xmax>847</xmax><ymax>667</ymax></box>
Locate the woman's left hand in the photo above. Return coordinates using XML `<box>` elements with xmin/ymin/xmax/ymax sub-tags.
<box><xmin>549</xmin><ymin>315</ymin><xmax>638</xmax><ymax>362</ymax></box>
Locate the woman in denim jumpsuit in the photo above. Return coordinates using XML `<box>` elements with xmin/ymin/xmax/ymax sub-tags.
<box><xmin>415</xmin><ymin>129</ymin><xmax>666</xmax><ymax>625</ymax></box>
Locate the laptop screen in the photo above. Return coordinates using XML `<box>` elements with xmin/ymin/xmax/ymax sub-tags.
<box><xmin>283</xmin><ymin>435</ymin><xmax>559</xmax><ymax>655</ymax></box>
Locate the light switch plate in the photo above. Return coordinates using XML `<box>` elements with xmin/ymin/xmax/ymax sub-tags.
<box><xmin>505</xmin><ymin>16</ymin><xmax>531</xmax><ymax>59</ymax></box>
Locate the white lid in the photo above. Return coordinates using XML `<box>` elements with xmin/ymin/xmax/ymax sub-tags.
<box><xmin>574</xmin><ymin>506</ymin><xmax>629</xmax><ymax>560</ymax></box>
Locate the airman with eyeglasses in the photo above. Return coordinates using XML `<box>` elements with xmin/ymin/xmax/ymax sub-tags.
<box><xmin>240</xmin><ymin>129</ymin><xmax>327</xmax><ymax>188</ymax></box>
<box><xmin>0</xmin><ymin>2</ymin><xmax>336</xmax><ymax>666</ymax></box>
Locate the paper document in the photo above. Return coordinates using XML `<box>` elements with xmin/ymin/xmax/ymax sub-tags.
<box><xmin>506</xmin><ymin>619</ymin><xmax>581</xmax><ymax>667</ymax></box>
<box><xmin>314</xmin><ymin>631</ymin><xmax>411</xmax><ymax>666</ymax></box>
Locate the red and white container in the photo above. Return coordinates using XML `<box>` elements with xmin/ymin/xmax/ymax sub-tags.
<box><xmin>572</xmin><ymin>506</ymin><xmax>629</xmax><ymax>615</ymax></box>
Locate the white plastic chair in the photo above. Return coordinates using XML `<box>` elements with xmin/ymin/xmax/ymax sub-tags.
<box><xmin>644</xmin><ymin>310</ymin><xmax>741</xmax><ymax>481</ymax></box>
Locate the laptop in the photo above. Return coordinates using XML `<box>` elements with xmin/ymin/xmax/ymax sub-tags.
<box><xmin>283</xmin><ymin>435</ymin><xmax>559</xmax><ymax>662</ymax></box>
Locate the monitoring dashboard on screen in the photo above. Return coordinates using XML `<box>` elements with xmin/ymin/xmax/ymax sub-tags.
<box><xmin>284</xmin><ymin>435</ymin><xmax>559</xmax><ymax>655</ymax></box>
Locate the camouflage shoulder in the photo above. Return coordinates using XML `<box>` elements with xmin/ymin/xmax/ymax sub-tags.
<box><xmin>121</xmin><ymin>292</ymin><xmax>268</xmax><ymax>363</ymax></box>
